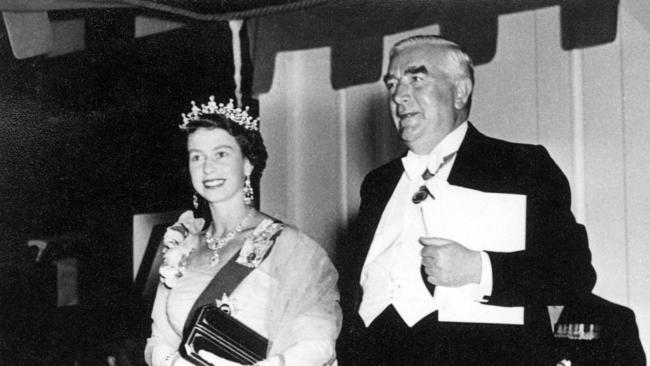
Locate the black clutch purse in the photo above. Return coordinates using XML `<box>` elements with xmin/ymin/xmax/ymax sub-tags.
<box><xmin>182</xmin><ymin>304</ymin><xmax>268</xmax><ymax>365</ymax></box>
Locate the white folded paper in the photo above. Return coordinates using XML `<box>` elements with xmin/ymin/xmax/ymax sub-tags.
<box><xmin>420</xmin><ymin>178</ymin><xmax>526</xmax><ymax>324</ymax></box>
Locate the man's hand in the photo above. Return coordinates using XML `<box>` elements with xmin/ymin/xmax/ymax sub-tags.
<box><xmin>420</xmin><ymin>237</ymin><xmax>482</xmax><ymax>287</ymax></box>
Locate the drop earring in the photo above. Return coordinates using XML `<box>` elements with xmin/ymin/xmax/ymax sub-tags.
<box><xmin>243</xmin><ymin>175</ymin><xmax>254</xmax><ymax>206</ymax></box>
<box><xmin>193</xmin><ymin>193</ymin><xmax>199</xmax><ymax>209</ymax></box>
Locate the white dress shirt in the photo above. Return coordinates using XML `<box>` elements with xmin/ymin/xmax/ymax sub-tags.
<box><xmin>359</xmin><ymin>122</ymin><xmax>493</xmax><ymax>327</ymax></box>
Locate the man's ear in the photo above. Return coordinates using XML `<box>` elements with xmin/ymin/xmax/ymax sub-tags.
<box><xmin>454</xmin><ymin>78</ymin><xmax>473</xmax><ymax>110</ymax></box>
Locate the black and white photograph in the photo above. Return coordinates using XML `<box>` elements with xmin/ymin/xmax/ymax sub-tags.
<box><xmin>0</xmin><ymin>1</ymin><xmax>648</xmax><ymax>365</ymax></box>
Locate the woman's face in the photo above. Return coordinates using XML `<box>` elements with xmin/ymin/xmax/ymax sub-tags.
<box><xmin>187</xmin><ymin>127</ymin><xmax>253</xmax><ymax>206</ymax></box>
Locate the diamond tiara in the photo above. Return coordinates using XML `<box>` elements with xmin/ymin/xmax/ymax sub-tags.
<box><xmin>180</xmin><ymin>96</ymin><xmax>259</xmax><ymax>131</ymax></box>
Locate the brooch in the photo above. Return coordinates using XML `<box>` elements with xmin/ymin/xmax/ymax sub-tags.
<box><xmin>236</xmin><ymin>237</ymin><xmax>272</xmax><ymax>268</ymax></box>
<box><xmin>236</xmin><ymin>221</ymin><xmax>283</xmax><ymax>268</ymax></box>
<box><xmin>216</xmin><ymin>293</ymin><xmax>238</xmax><ymax>315</ymax></box>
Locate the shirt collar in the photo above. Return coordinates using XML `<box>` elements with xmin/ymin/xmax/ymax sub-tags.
<box><xmin>402</xmin><ymin>121</ymin><xmax>469</xmax><ymax>181</ymax></box>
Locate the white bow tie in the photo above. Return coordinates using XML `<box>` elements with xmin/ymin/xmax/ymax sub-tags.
<box><xmin>403</xmin><ymin>151</ymin><xmax>457</xmax><ymax>204</ymax></box>
<box><xmin>401</xmin><ymin>151</ymin><xmax>451</xmax><ymax>182</ymax></box>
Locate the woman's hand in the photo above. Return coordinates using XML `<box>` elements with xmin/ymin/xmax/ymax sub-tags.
<box><xmin>196</xmin><ymin>353</ymin><xmax>283</xmax><ymax>366</ymax></box>
<box><xmin>170</xmin><ymin>354</ymin><xmax>194</xmax><ymax>366</ymax></box>
<box><xmin>197</xmin><ymin>351</ymin><xmax>245</xmax><ymax>366</ymax></box>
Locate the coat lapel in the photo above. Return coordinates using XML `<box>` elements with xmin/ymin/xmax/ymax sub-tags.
<box><xmin>369</xmin><ymin>158</ymin><xmax>404</xmax><ymax>214</ymax></box>
<box><xmin>448</xmin><ymin>122</ymin><xmax>490</xmax><ymax>190</ymax></box>
<box><xmin>356</xmin><ymin>157</ymin><xmax>403</xmax><ymax>260</ymax></box>
<box><xmin>350</xmin><ymin>158</ymin><xmax>404</xmax><ymax>308</ymax></box>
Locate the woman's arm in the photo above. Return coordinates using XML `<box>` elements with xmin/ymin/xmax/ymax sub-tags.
<box><xmin>145</xmin><ymin>283</ymin><xmax>184</xmax><ymax>366</ymax></box>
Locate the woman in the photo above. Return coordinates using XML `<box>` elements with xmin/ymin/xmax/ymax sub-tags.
<box><xmin>145</xmin><ymin>97</ymin><xmax>341</xmax><ymax>366</ymax></box>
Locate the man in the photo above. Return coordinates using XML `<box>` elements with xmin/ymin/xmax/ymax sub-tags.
<box><xmin>337</xmin><ymin>35</ymin><xmax>597</xmax><ymax>365</ymax></box>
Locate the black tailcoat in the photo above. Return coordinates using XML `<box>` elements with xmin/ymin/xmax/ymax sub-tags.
<box><xmin>337</xmin><ymin>124</ymin><xmax>597</xmax><ymax>365</ymax></box>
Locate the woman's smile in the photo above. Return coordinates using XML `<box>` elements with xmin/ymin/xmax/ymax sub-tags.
<box><xmin>203</xmin><ymin>178</ymin><xmax>225</xmax><ymax>188</ymax></box>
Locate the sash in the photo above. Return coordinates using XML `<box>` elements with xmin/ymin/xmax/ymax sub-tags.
<box><xmin>182</xmin><ymin>220</ymin><xmax>284</xmax><ymax>338</ymax></box>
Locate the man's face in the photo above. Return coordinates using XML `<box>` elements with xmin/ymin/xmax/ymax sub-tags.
<box><xmin>385</xmin><ymin>44</ymin><xmax>460</xmax><ymax>154</ymax></box>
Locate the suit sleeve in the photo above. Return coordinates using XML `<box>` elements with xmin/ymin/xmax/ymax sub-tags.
<box><xmin>486</xmin><ymin>146</ymin><xmax>596</xmax><ymax>306</ymax></box>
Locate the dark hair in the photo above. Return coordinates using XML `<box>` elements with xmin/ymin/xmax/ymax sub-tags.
<box><xmin>182</xmin><ymin>114</ymin><xmax>268</xmax><ymax>182</ymax></box>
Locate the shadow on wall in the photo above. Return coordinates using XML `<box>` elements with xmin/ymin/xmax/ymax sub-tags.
<box><xmin>249</xmin><ymin>0</ymin><xmax>619</xmax><ymax>93</ymax></box>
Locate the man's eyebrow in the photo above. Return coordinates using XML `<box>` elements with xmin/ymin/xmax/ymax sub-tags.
<box><xmin>383</xmin><ymin>65</ymin><xmax>429</xmax><ymax>84</ymax></box>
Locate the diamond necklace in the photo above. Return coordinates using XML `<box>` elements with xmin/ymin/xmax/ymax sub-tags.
<box><xmin>205</xmin><ymin>210</ymin><xmax>254</xmax><ymax>266</ymax></box>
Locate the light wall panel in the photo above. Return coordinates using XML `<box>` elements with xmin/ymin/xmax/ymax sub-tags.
<box><xmin>581</xmin><ymin>28</ymin><xmax>628</xmax><ymax>305</ymax></box>
<box><xmin>340</xmin><ymin>84</ymin><xmax>385</xmax><ymax>225</ymax></box>
<box><xmin>534</xmin><ymin>7</ymin><xmax>575</xmax><ymax>195</ymax></box>
<box><xmin>620</xmin><ymin>4</ymin><xmax>650</xmax><ymax>349</ymax></box>
<box><xmin>472</xmin><ymin>11</ymin><xmax>539</xmax><ymax>144</ymax></box>
<box><xmin>261</xmin><ymin>48</ymin><xmax>341</xmax><ymax>254</ymax></box>
<box><xmin>260</xmin><ymin>52</ymin><xmax>292</xmax><ymax>222</ymax></box>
